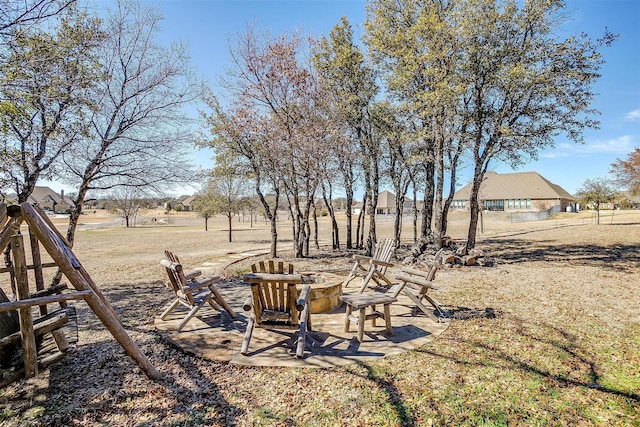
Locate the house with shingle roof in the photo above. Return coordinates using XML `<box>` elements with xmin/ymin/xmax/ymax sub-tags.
<box><xmin>452</xmin><ymin>171</ymin><xmax>576</xmax><ymax>212</ymax></box>
<box><xmin>180</xmin><ymin>195</ymin><xmax>197</xmax><ymax>212</ymax></box>
<box><xmin>352</xmin><ymin>190</ymin><xmax>423</xmax><ymax>215</ymax></box>
<box><xmin>7</xmin><ymin>186</ymin><xmax>75</xmax><ymax>213</ymax></box>
<box><xmin>31</xmin><ymin>187</ymin><xmax>73</xmax><ymax>213</ymax></box>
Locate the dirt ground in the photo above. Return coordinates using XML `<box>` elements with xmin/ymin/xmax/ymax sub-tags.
<box><xmin>0</xmin><ymin>208</ymin><xmax>638</xmax><ymax>426</ymax></box>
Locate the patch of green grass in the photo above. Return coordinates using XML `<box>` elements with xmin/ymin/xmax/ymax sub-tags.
<box><xmin>0</xmin><ymin>408</ymin><xmax>14</xmax><ymax>421</ymax></box>
<box><xmin>251</xmin><ymin>407</ymin><xmax>295</xmax><ymax>427</ymax></box>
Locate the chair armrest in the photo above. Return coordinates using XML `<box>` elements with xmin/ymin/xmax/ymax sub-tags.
<box><xmin>181</xmin><ymin>276</ymin><xmax>220</xmax><ymax>293</ymax></box>
<box><xmin>242</xmin><ymin>296</ymin><xmax>253</xmax><ymax>312</ymax></box>
<box><xmin>371</xmin><ymin>259</ymin><xmax>394</xmax><ymax>268</ymax></box>
<box><xmin>395</xmin><ymin>273</ymin><xmax>438</xmax><ymax>290</ymax></box>
<box><xmin>352</xmin><ymin>254</ymin><xmax>373</xmax><ymax>262</ymax></box>
<box><xmin>401</xmin><ymin>266</ymin><xmax>435</xmax><ymax>278</ymax></box>
<box><xmin>184</xmin><ymin>270</ymin><xmax>202</xmax><ymax>281</ymax></box>
<box><xmin>296</xmin><ymin>285</ymin><xmax>311</xmax><ymax>312</ymax></box>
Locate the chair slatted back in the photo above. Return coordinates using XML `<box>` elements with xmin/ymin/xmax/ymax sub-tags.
<box><xmin>374</xmin><ymin>238</ymin><xmax>395</xmax><ymax>263</ymax></box>
<box><xmin>164</xmin><ymin>250</ymin><xmax>180</xmax><ymax>263</ymax></box>
<box><xmin>161</xmin><ymin>260</ymin><xmax>195</xmax><ymax>306</ymax></box>
<box><xmin>251</xmin><ymin>260</ymin><xmax>294</xmax><ymax>274</ymax></box>
<box><xmin>246</xmin><ymin>261</ymin><xmax>299</xmax><ymax>325</ymax></box>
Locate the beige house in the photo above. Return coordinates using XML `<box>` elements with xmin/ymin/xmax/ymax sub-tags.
<box><xmin>352</xmin><ymin>190</ymin><xmax>422</xmax><ymax>215</ymax></box>
<box><xmin>10</xmin><ymin>186</ymin><xmax>75</xmax><ymax>213</ymax></box>
<box><xmin>452</xmin><ymin>171</ymin><xmax>576</xmax><ymax>212</ymax></box>
<box><xmin>180</xmin><ymin>195</ymin><xmax>197</xmax><ymax>212</ymax></box>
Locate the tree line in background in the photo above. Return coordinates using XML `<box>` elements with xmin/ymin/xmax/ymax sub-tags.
<box><xmin>0</xmin><ymin>0</ymin><xmax>628</xmax><ymax>260</ymax></box>
<box><xmin>201</xmin><ymin>0</ymin><xmax>615</xmax><ymax>257</ymax></box>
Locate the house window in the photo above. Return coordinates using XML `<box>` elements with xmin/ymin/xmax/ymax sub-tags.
<box><xmin>508</xmin><ymin>199</ymin><xmax>513</xmax><ymax>209</ymax></box>
<box><xmin>452</xmin><ymin>200</ymin><xmax>465</xmax><ymax>209</ymax></box>
<box><xmin>482</xmin><ymin>199</ymin><xmax>504</xmax><ymax>211</ymax></box>
<box><xmin>526</xmin><ymin>199</ymin><xmax>531</xmax><ymax>209</ymax></box>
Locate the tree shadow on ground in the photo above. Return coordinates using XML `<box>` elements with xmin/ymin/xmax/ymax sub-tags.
<box><xmin>38</xmin><ymin>338</ymin><xmax>244</xmax><ymax>426</ymax></box>
<box><xmin>417</xmin><ymin>315</ymin><xmax>640</xmax><ymax>405</ymax></box>
<box><xmin>483</xmin><ymin>238</ymin><xmax>640</xmax><ymax>273</ymax></box>
<box><xmin>351</xmin><ymin>361</ymin><xmax>418</xmax><ymax>427</ymax></box>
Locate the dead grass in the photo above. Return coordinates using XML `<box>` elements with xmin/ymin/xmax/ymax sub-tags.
<box><xmin>0</xmin><ymin>210</ymin><xmax>639</xmax><ymax>426</ymax></box>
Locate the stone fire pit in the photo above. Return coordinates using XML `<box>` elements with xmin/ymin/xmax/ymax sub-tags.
<box><xmin>299</xmin><ymin>272</ymin><xmax>344</xmax><ymax>314</ymax></box>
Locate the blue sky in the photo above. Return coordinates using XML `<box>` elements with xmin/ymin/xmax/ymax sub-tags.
<box><xmin>46</xmin><ymin>0</ymin><xmax>639</xmax><ymax>197</ymax></box>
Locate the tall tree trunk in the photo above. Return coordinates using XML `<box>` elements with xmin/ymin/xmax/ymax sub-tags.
<box><xmin>432</xmin><ymin>130</ymin><xmax>446</xmax><ymax>249</ymax></box>
<box><xmin>256</xmin><ymin>181</ymin><xmax>279</xmax><ymax>258</ymax></box>
<box><xmin>227</xmin><ymin>213</ymin><xmax>232</xmax><ymax>242</ymax></box>
<box><xmin>393</xmin><ymin>194</ymin><xmax>405</xmax><ymax>249</ymax></box>
<box><xmin>421</xmin><ymin>161</ymin><xmax>435</xmax><ymax>238</ymax></box>
<box><xmin>466</xmin><ymin>165</ymin><xmax>485</xmax><ymax>250</ymax></box>
<box><xmin>321</xmin><ymin>182</ymin><xmax>340</xmax><ymax>249</ymax></box>
<box><xmin>412</xmin><ymin>185</ymin><xmax>418</xmax><ymax>243</ymax></box>
<box><xmin>312</xmin><ymin>204</ymin><xmax>319</xmax><ymax>250</ymax></box>
<box><xmin>345</xmin><ymin>186</ymin><xmax>353</xmax><ymax>249</ymax></box>
<box><xmin>368</xmin><ymin>188</ymin><xmax>379</xmax><ymax>255</ymax></box>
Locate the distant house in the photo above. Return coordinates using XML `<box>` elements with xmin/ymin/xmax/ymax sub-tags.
<box><xmin>180</xmin><ymin>195</ymin><xmax>197</xmax><ymax>212</ymax></box>
<box><xmin>29</xmin><ymin>187</ymin><xmax>74</xmax><ymax>213</ymax></box>
<box><xmin>452</xmin><ymin>171</ymin><xmax>576</xmax><ymax>212</ymax></box>
<box><xmin>612</xmin><ymin>190</ymin><xmax>640</xmax><ymax>210</ymax></box>
<box><xmin>352</xmin><ymin>191</ymin><xmax>422</xmax><ymax>215</ymax></box>
<box><xmin>4</xmin><ymin>186</ymin><xmax>74</xmax><ymax>214</ymax></box>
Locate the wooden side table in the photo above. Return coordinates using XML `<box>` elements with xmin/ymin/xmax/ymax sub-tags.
<box><xmin>340</xmin><ymin>293</ymin><xmax>397</xmax><ymax>342</ymax></box>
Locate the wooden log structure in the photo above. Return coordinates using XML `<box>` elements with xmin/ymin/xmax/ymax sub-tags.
<box><xmin>0</xmin><ymin>203</ymin><xmax>162</xmax><ymax>386</ymax></box>
<box><xmin>11</xmin><ymin>234</ymin><xmax>38</xmax><ymax>379</ymax></box>
<box><xmin>19</xmin><ymin>202</ymin><xmax>163</xmax><ymax>381</ymax></box>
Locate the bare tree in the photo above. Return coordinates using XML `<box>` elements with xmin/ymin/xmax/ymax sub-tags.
<box><xmin>209</xmin><ymin>155</ymin><xmax>248</xmax><ymax>242</ymax></box>
<box><xmin>204</xmin><ymin>27</ymin><xmax>327</xmax><ymax>258</ymax></box>
<box><xmin>610</xmin><ymin>148</ymin><xmax>640</xmax><ymax>195</ymax></box>
<box><xmin>191</xmin><ymin>187</ymin><xmax>218</xmax><ymax>232</ymax></box>
<box><xmin>0</xmin><ymin>8</ymin><xmax>103</xmax><ymax>200</ymax></box>
<box><xmin>203</xmin><ymin>93</ymin><xmax>283</xmax><ymax>258</ymax></box>
<box><xmin>110</xmin><ymin>187</ymin><xmax>142</xmax><ymax>227</ymax></box>
<box><xmin>0</xmin><ymin>0</ymin><xmax>76</xmax><ymax>35</ymax></box>
<box><xmin>58</xmin><ymin>0</ymin><xmax>200</xmax><ymax>246</ymax></box>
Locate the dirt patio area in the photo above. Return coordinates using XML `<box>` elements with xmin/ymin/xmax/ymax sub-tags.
<box><xmin>154</xmin><ymin>277</ymin><xmax>450</xmax><ymax>368</ymax></box>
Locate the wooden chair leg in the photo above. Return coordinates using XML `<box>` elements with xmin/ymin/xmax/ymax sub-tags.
<box><xmin>177</xmin><ymin>297</ymin><xmax>209</xmax><ymax>331</ymax></box>
<box><xmin>403</xmin><ymin>289</ymin><xmax>442</xmax><ymax>322</ymax></box>
<box><xmin>209</xmin><ymin>286</ymin><xmax>236</xmax><ymax>318</ymax></box>
<box><xmin>241</xmin><ymin>316</ymin><xmax>255</xmax><ymax>355</ymax></box>
<box><xmin>383</xmin><ymin>304</ymin><xmax>392</xmax><ymax>336</ymax></box>
<box><xmin>296</xmin><ymin>303</ymin><xmax>311</xmax><ymax>358</ymax></box>
<box><xmin>342</xmin><ymin>272</ymin><xmax>356</xmax><ymax>288</ymax></box>
<box><xmin>344</xmin><ymin>304</ymin><xmax>353</xmax><ymax>332</ymax></box>
<box><xmin>160</xmin><ymin>299</ymin><xmax>180</xmax><ymax>320</ymax></box>
<box><xmin>357</xmin><ymin>307</ymin><xmax>366</xmax><ymax>342</ymax></box>
<box><xmin>358</xmin><ymin>268</ymin><xmax>376</xmax><ymax>293</ymax></box>
<box><xmin>371</xmin><ymin>304</ymin><xmax>377</xmax><ymax>327</ymax></box>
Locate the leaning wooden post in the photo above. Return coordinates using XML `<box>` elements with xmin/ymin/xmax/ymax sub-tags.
<box><xmin>20</xmin><ymin>203</ymin><xmax>163</xmax><ymax>381</ymax></box>
<box><xmin>29</xmin><ymin>232</ymin><xmax>49</xmax><ymax>315</ymax></box>
<box><xmin>32</xmin><ymin>204</ymin><xmax>114</xmax><ymax>317</ymax></box>
<box><xmin>11</xmin><ymin>234</ymin><xmax>38</xmax><ymax>379</ymax></box>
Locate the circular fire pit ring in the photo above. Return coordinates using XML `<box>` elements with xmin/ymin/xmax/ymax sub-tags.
<box><xmin>299</xmin><ymin>272</ymin><xmax>344</xmax><ymax>314</ymax></box>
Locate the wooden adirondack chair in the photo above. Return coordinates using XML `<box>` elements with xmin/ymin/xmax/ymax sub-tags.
<box><xmin>342</xmin><ymin>238</ymin><xmax>395</xmax><ymax>293</ymax></box>
<box><xmin>241</xmin><ymin>261</ymin><xmax>311</xmax><ymax>358</ymax></box>
<box><xmin>391</xmin><ymin>262</ymin><xmax>448</xmax><ymax>323</ymax></box>
<box><xmin>159</xmin><ymin>253</ymin><xmax>236</xmax><ymax>331</ymax></box>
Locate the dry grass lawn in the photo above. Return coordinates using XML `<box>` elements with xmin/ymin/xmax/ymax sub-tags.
<box><xmin>0</xmin><ymin>208</ymin><xmax>638</xmax><ymax>426</ymax></box>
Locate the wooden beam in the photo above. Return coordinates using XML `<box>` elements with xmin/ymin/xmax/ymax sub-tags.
<box><xmin>0</xmin><ymin>290</ymin><xmax>92</xmax><ymax>313</ymax></box>
<box><xmin>0</xmin><ymin>262</ymin><xmax>58</xmax><ymax>274</ymax></box>
<box><xmin>12</xmin><ymin>234</ymin><xmax>38</xmax><ymax>379</ymax></box>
